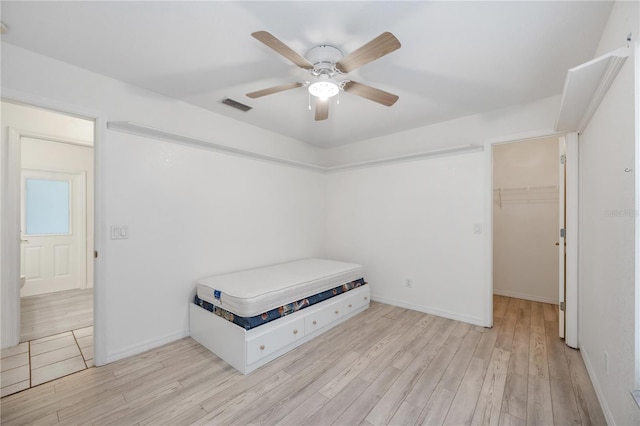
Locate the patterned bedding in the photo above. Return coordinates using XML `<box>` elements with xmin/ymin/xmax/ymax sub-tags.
<box><xmin>194</xmin><ymin>278</ymin><xmax>366</xmax><ymax>330</ymax></box>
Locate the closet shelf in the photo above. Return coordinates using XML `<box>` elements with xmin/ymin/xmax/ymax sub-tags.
<box><xmin>493</xmin><ymin>185</ymin><xmax>559</xmax><ymax>207</ymax></box>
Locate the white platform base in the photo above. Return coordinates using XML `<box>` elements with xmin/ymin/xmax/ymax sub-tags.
<box><xmin>189</xmin><ymin>285</ymin><xmax>370</xmax><ymax>374</ymax></box>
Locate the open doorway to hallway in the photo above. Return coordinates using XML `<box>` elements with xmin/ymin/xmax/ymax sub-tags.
<box><xmin>1</xmin><ymin>101</ymin><xmax>95</xmax><ymax>396</ymax></box>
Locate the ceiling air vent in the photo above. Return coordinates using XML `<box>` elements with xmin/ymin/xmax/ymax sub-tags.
<box><xmin>221</xmin><ymin>97</ymin><xmax>252</xmax><ymax>112</ymax></box>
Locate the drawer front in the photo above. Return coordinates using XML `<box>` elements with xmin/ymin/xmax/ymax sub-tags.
<box><xmin>343</xmin><ymin>287</ymin><xmax>370</xmax><ymax>315</ymax></box>
<box><xmin>247</xmin><ymin>317</ymin><xmax>305</xmax><ymax>364</ymax></box>
<box><xmin>305</xmin><ymin>299</ymin><xmax>343</xmax><ymax>334</ymax></box>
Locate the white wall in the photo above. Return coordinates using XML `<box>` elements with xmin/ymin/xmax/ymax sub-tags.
<box><xmin>1</xmin><ymin>43</ymin><xmax>326</xmax><ymax>360</ymax></box>
<box><xmin>104</xmin><ymin>132</ymin><xmax>325</xmax><ymax>359</ymax></box>
<box><xmin>321</xmin><ymin>95</ymin><xmax>560</xmax><ymax>166</ymax></box>
<box><xmin>578</xmin><ymin>1</ymin><xmax>640</xmax><ymax>425</ymax></box>
<box><xmin>493</xmin><ymin>137</ymin><xmax>559</xmax><ymax>304</ymax></box>
<box><xmin>325</xmin><ymin>152</ymin><xmax>487</xmax><ymax>325</ymax></box>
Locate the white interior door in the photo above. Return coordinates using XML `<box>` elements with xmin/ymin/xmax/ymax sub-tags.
<box><xmin>20</xmin><ymin>169</ymin><xmax>86</xmax><ymax>297</ymax></box>
<box><xmin>558</xmin><ymin>137</ymin><xmax>566</xmax><ymax>339</ymax></box>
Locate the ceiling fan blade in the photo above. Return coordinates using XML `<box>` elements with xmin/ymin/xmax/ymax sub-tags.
<box><xmin>252</xmin><ymin>31</ymin><xmax>314</xmax><ymax>70</ymax></box>
<box><xmin>343</xmin><ymin>81</ymin><xmax>399</xmax><ymax>106</ymax></box>
<box><xmin>335</xmin><ymin>32</ymin><xmax>401</xmax><ymax>74</ymax></box>
<box><xmin>246</xmin><ymin>82</ymin><xmax>305</xmax><ymax>98</ymax></box>
<box><xmin>315</xmin><ymin>98</ymin><xmax>329</xmax><ymax>121</ymax></box>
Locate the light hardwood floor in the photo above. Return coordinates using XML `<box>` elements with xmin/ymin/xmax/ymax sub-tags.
<box><xmin>0</xmin><ymin>296</ymin><xmax>605</xmax><ymax>425</ymax></box>
<box><xmin>20</xmin><ymin>288</ymin><xmax>93</xmax><ymax>342</ymax></box>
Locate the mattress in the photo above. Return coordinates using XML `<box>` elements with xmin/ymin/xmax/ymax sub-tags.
<box><xmin>195</xmin><ymin>278</ymin><xmax>367</xmax><ymax>330</ymax></box>
<box><xmin>196</xmin><ymin>258</ymin><xmax>364</xmax><ymax>318</ymax></box>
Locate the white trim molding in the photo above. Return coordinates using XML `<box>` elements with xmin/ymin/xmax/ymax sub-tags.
<box><xmin>370</xmin><ymin>294</ymin><xmax>487</xmax><ymax>327</ymax></box>
<box><xmin>325</xmin><ymin>145</ymin><xmax>484</xmax><ymax>172</ymax></box>
<box><xmin>107</xmin><ymin>121</ymin><xmax>483</xmax><ymax>173</ymax></box>
<box><xmin>565</xmin><ymin>132</ymin><xmax>579</xmax><ymax>349</ymax></box>
<box><xmin>1</xmin><ymin>128</ymin><xmax>22</xmax><ymax>349</ymax></box>
<box><xmin>107</xmin><ymin>121</ymin><xmax>326</xmax><ymax>172</ymax></box>
<box><xmin>555</xmin><ymin>47</ymin><xmax>630</xmax><ymax>133</ymax></box>
<box><xmin>492</xmin><ymin>289</ymin><xmax>558</xmax><ymax>305</ymax></box>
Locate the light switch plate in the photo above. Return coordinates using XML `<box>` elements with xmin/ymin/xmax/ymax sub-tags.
<box><xmin>110</xmin><ymin>225</ymin><xmax>129</xmax><ymax>240</ymax></box>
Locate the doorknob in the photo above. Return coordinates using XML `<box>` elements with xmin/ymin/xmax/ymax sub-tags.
<box><xmin>555</xmin><ymin>242</ymin><xmax>559</xmax><ymax>246</ymax></box>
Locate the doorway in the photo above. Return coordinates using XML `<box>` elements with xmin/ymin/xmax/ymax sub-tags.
<box><xmin>492</xmin><ymin>137</ymin><xmax>561</xmax><ymax>303</ymax></box>
<box><xmin>0</xmin><ymin>101</ymin><xmax>95</xmax><ymax>396</ymax></box>
<box><xmin>491</xmin><ymin>136</ymin><xmax>564</xmax><ymax>336</ymax></box>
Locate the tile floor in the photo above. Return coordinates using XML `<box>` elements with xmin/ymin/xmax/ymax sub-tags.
<box><xmin>1</xmin><ymin>326</ymin><xmax>94</xmax><ymax>397</ymax></box>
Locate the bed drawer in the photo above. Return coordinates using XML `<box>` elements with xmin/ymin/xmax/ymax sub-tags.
<box><xmin>342</xmin><ymin>286</ymin><xmax>370</xmax><ymax>315</ymax></box>
<box><xmin>246</xmin><ymin>317</ymin><xmax>305</xmax><ymax>364</ymax></box>
<box><xmin>305</xmin><ymin>299</ymin><xmax>343</xmax><ymax>333</ymax></box>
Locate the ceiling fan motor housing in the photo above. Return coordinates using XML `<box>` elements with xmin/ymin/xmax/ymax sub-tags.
<box><xmin>306</xmin><ymin>45</ymin><xmax>343</xmax><ymax>76</ymax></box>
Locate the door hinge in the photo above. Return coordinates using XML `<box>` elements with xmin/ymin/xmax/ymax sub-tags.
<box><xmin>560</xmin><ymin>301</ymin><xmax>565</xmax><ymax>311</ymax></box>
<box><xmin>560</xmin><ymin>228</ymin><xmax>566</xmax><ymax>238</ymax></box>
<box><xmin>94</xmin><ymin>250</ymin><xmax>98</xmax><ymax>259</ymax></box>
<box><xmin>560</xmin><ymin>154</ymin><xmax>566</xmax><ymax>165</ymax></box>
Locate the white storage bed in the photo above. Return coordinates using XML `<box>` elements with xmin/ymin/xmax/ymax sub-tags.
<box><xmin>189</xmin><ymin>258</ymin><xmax>369</xmax><ymax>374</ymax></box>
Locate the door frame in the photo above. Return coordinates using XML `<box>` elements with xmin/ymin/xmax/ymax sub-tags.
<box><xmin>0</xmin><ymin>90</ymin><xmax>106</xmax><ymax>366</ymax></box>
<box><xmin>484</xmin><ymin>128</ymin><xmax>579</xmax><ymax>347</ymax></box>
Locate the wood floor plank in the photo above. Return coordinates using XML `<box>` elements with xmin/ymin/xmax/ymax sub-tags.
<box><xmin>417</xmin><ymin>328</ymin><xmax>482</xmax><ymax>424</ymax></box>
<box><xmin>275</xmin><ymin>392</ymin><xmax>329</xmax><ymax>425</ymax></box>
<box><xmin>564</xmin><ymin>344</ymin><xmax>607</xmax><ymax>426</ymax></box>
<box><xmin>392</xmin><ymin>316</ymin><xmax>447</xmax><ymax>370</ymax></box>
<box><xmin>0</xmin><ymin>297</ymin><xmax>606</xmax><ymax>426</ymax></box>
<box><xmin>545</xmin><ymin>319</ymin><xmax>581</xmax><ymax>426</ymax></box>
<box><xmin>526</xmin><ymin>302</ymin><xmax>553</xmax><ymax>426</ymax></box>
<box><xmin>248</xmin><ymin>351</ymin><xmax>362</xmax><ymax>425</ymax></box>
<box><xmin>493</xmin><ymin>295</ymin><xmax>509</xmax><ymax>320</ymax></box>
<box><xmin>319</xmin><ymin>313</ymin><xmax>416</xmax><ymax>399</ymax></box>
<box><xmin>332</xmin><ymin>365</ymin><xmax>402</xmax><ymax>425</ymax></box>
<box><xmin>365</xmin><ymin>317</ymin><xmax>454</xmax><ymax>425</ymax></box>
<box><xmin>444</xmin><ymin>356</ymin><xmax>487</xmax><ymax>425</ymax></box>
<box><xmin>495</xmin><ymin>297</ymin><xmax>519</xmax><ymax>350</ymax></box>
<box><xmin>388</xmin><ymin>401</ymin><xmax>423</xmax><ymax>425</ymax></box>
<box><xmin>20</xmin><ymin>288</ymin><xmax>93</xmax><ymax>342</ymax></box>
<box><xmin>500</xmin><ymin>299</ymin><xmax>531</xmax><ymax>422</ymax></box>
<box><xmin>404</xmin><ymin>322</ymin><xmax>469</xmax><ymax>409</ymax></box>
<box><xmin>471</xmin><ymin>348</ymin><xmax>511</xmax><ymax>426</ymax></box>
<box><xmin>304</xmin><ymin>377</ymin><xmax>371</xmax><ymax>425</ymax></box>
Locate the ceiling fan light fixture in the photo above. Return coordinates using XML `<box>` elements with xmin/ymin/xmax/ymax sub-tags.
<box><xmin>308</xmin><ymin>75</ymin><xmax>339</xmax><ymax>100</ymax></box>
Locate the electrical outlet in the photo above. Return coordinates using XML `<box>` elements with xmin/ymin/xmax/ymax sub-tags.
<box><xmin>405</xmin><ymin>279</ymin><xmax>413</xmax><ymax>288</ymax></box>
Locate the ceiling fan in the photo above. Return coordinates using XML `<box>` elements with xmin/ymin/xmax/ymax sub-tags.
<box><xmin>246</xmin><ymin>31</ymin><xmax>401</xmax><ymax>121</ymax></box>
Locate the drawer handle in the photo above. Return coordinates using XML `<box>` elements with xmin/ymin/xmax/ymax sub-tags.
<box><xmin>260</xmin><ymin>345</ymin><xmax>265</xmax><ymax>350</ymax></box>
<box><xmin>335</xmin><ymin>310</ymin><xmax>339</xmax><ymax>314</ymax></box>
<box><xmin>349</xmin><ymin>304</ymin><xmax>353</xmax><ymax>308</ymax></box>
<box><xmin>313</xmin><ymin>320</ymin><xmax>317</xmax><ymax>325</ymax></box>
<box><xmin>364</xmin><ymin>296</ymin><xmax>368</xmax><ymax>300</ymax></box>
<box><xmin>293</xmin><ymin>329</ymin><xmax>298</xmax><ymax>335</ymax></box>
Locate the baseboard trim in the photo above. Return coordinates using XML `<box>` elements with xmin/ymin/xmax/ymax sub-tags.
<box><xmin>493</xmin><ymin>289</ymin><xmax>558</xmax><ymax>305</ymax></box>
<box><xmin>105</xmin><ymin>328</ymin><xmax>189</xmax><ymax>364</ymax></box>
<box><xmin>580</xmin><ymin>346</ymin><xmax>615</xmax><ymax>425</ymax></box>
<box><xmin>371</xmin><ymin>294</ymin><xmax>489</xmax><ymax>327</ymax></box>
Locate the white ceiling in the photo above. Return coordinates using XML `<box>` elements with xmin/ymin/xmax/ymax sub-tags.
<box><xmin>0</xmin><ymin>1</ymin><xmax>613</xmax><ymax>148</ymax></box>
